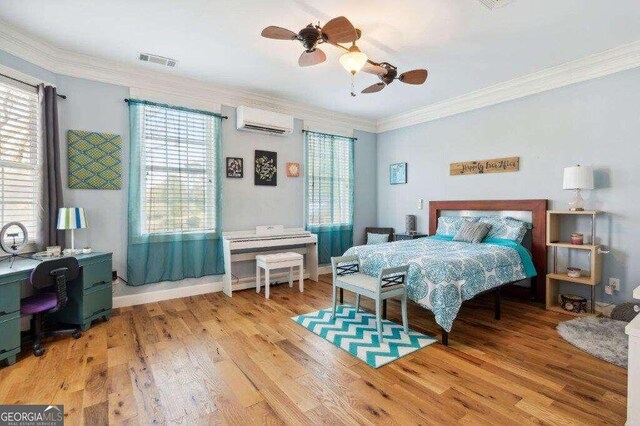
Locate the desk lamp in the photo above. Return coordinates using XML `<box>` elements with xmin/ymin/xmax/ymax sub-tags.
<box><xmin>57</xmin><ymin>207</ymin><xmax>88</xmax><ymax>253</ymax></box>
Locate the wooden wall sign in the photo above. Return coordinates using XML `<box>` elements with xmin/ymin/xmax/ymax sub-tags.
<box><xmin>450</xmin><ymin>157</ymin><xmax>519</xmax><ymax>176</ymax></box>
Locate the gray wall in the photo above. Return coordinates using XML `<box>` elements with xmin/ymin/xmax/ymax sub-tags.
<box><xmin>377</xmin><ymin>68</ymin><xmax>640</xmax><ymax>303</ymax></box>
<box><xmin>56</xmin><ymin>75</ymin><xmax>130</xmax><ymax>279</ymax></box>
<box><xmin>0</xmin><ymin>50</ymin><xmax>378</xmax><ymax>282</ymax></box>
<box><xmin>222</xmin><ymin>107</ymin><xmax>304</xmax><ymax>232</ymax></box>
<box><xmin>354</xmin><ymin>130</ymin><xmax>378</xmax><ymax>246</ymax></box>
<box><xmin>0</xmin><ymin>49</ymin><xmax>57</xmax><ymax>85</ymax></box>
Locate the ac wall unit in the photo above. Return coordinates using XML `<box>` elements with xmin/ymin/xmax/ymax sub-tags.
<box><xmin>236</xmin><ymin>106</ymin><xmax>294</xmax><ymax>136</ymax></box>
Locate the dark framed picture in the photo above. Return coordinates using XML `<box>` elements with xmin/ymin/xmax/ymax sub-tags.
<box><xmin>226</xmin><ymin>157</ymin><xmax>243</xmax><ymax>178</ymax></box>
<box><xmin>390</xmin><ymin>162</ymin><xmax>407</xmax><ymax>185</ymax></box>
<box><xmin>255</xmin><ymin>150</ymin><xmax>277</xmax><ymax>186</ymax></box>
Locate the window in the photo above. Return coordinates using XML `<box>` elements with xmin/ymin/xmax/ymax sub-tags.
<box><xmin>0</xmin><ymin>80</ymin><xmax>39</xmax><ymax>243</ymax></box>
<box><xmin>304</xmin><ymin>131</ymin><xmax>354</xmax><ymax>227</ymax></box>
<box><xmin>135</xmin><ymin>102</ymin><xmax>219</xmax><ymax>235</ymax></box>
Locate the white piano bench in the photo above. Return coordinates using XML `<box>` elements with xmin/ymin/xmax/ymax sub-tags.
<box><xmin>256</xmin><ymin>252</ymin><xmax>304</xmax><ymax>299</ymax></box>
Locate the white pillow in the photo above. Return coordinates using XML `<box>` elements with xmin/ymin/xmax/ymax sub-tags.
<box><xmin>477</xmin><ymin>217</ymin><xmax>529</xmax><ymax>242</ymax></box>
<box><xmin>435</xmin><ymin>216</ymin><xmax>478</xmax><ymax>236</ymax></box>
<box><xmin>367</xmin><ymin>232</ymin><xmax>389</xmax><ymax>245</ymax></box>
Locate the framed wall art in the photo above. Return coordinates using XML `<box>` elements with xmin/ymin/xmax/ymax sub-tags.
<box><xmin>286</xmin><ymin>162</ymin><xmax>300</xmax><ymax>177</ymax></box>
<box><xmin>450</xmin><ymin>157</ymin><xmax>519</xmax><ymax>176</ymax></box>
<box><xmin>255</xmin><ymin>150</ymin><xmax>277</xmax><ymax>186</ymax></box>
<box><xmin>226</xmin><ymin>157</ymin><xmax>243</xmax><ymax>178</ymax></box>
<box><xmin>67</xmin><ymin>130</ymin><xmax>122</xmax><ymax>189</ymax></box>
<box><xmin>390</xmin><ymin>162</ymin><xmax>407</xmax><ymax>185</ymax></box>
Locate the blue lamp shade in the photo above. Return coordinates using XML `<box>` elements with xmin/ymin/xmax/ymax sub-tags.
<box><xmin>57</xmin><ymin>208</ymin><xmax>88</xmax><ymax>230</ymax></box>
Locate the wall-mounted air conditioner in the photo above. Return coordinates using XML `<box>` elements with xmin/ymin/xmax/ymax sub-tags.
<box><xmin>236</xmin><ymin>106</ymin><xmax>294</xmax><ymax>136</ymax></box>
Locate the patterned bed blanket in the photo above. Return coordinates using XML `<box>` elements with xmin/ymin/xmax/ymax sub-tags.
<box><xmin>343</xmin><ymin>236</ymin><xmax>536</xmax><ymax>332</ymax></box>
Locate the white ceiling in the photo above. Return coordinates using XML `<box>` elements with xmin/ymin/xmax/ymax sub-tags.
<box><xmin>1</xmin><ymin>0</ymin><xmax>639</xmax><ymax>120</ymax></box>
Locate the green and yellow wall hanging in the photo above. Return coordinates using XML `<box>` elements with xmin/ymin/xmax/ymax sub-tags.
<box><xmin>67</xmin><ymin>130</ymin><xmax>122</xmax><ymax>190</ymax></box>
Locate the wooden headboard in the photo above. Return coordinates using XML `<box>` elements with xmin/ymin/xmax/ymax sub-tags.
<box><xmin>429</xmin><ymin>199</ymin><xmax>548</xmax><ymax>302</ymax></box>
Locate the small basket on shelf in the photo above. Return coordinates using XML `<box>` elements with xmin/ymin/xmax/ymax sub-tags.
<box><xmin>560</xmin><ymin>294</ymin><xmax>587</xmax><ymax>314</ymax></box>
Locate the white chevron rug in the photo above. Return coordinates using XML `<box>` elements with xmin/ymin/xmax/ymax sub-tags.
<box><xmin>292</xmin><ymin>305</ymin><xmax>436</xmax><ymax>368</ymax></box>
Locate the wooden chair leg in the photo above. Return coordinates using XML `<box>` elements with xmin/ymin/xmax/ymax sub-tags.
<box><xmin>375</xmin><ymin>298</ymin><xmax>383</xmax><ymax>343</ymax></box>
<box><xmin>256</xmin><ymin>264</ymin><xmax>261</xmax><ymax>293</ymax></box>
<box><xmin>265</xmin><ymin>269</ymin><xmax>270</xmax><ymax>299</ymax></box>
<box><xmin>355</xmin><ymin>294</ymin><xmax>360</xmax><ymax>312</ymax></box>
<box><xmin>401</xmin><ymin>294</ymin><xmax>408</xmax><ymax>334</ymax></box>
<box><xmin>331</xmin><ymin>284</ymin><xmax>337</xmax><ymax>319</ymax></box>
<box><xmin>298</xmin><ymin>262</ymin><xmax>304</xmax><ymax>292</ymax></box>
<box><xmin>383</xmin><ymin>299</ymin><xmax>387</xmax><ymax>319</ymax></box>
<box><xmin>340</xmin><ymin>287</ymin><xmax>344</xmax><ymax>304</ymax></box>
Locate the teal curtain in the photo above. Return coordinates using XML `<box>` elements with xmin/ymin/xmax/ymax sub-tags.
<box><xmin>304</xmin><ymin>131</ymin><xmax>355</xmax><ymax>264</ymax></box>
<box><xmin>127</xmin><ymin>99</ymin><xmax>224</xmax><ymax>285</ymax></box>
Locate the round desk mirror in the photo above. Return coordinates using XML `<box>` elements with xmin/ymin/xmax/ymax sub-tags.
<box><xmin>0</xmin><ymin>221</ymin><xmax>29</xmax><ymax>255</ymax></box>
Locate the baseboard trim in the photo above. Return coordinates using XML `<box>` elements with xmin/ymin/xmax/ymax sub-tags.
<box><xmin>112</xmin><ymin>265</ymin><xmax>332</xmax><ymax>308</ymax></box>
<box><xmin>318</xmin><ymin>265</ymin><xmax>332</xmax><ymax>275</ymax></box>
<box><xmin>113</xmin><ymin>280</ymin><xmax>223</xmax><ymax>309</ymax></box>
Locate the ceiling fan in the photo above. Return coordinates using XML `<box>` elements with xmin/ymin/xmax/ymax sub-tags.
<box><xmin>261</xmin><ymin>16</ymin><xmax>359</xmax><ymax>67</ymax></box>
<box><xmin>261</xmin><ymin>16</ymin><xmax>428</xmax><ymax>95</ymax></box>
<box><xmin>359</xmin><ymin>62</ymin><xmax>428</xmax><ymax>94</ymax></box>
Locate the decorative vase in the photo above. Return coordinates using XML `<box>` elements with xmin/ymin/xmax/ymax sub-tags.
<box><xmin>571</xmin><ymin>232</ymin><xmax>584</xmax><ymax>245</ymax></box>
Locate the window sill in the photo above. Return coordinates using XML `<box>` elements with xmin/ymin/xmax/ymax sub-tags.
<box><xmin>132</xmin><ymin>230</ymin><xmax>219</xmax><ymax>244</ymax></box>
<box><xmin>306</xmin><ymin>224</ymin><xmax>353</xmax><ymax>231</ymax></box>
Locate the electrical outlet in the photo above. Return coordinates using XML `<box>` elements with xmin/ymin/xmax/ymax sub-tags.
<box><xmin>609</xmin><ymin>278</ymin><xmax>620</xmax><ymax>291</ymax></box>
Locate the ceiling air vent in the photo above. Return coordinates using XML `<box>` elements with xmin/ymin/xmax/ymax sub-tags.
<box><xmin>477</xmin><ymin>0</ymin><xmax>514</xmax><ymax>10</ymax></box>
<box><xmin>138</xmin><ymin>53</ymin><xmax>178</xmax><ymax>68</ymax></box>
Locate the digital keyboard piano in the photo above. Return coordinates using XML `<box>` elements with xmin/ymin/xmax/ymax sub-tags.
<box><xmin>222</xmin><ymin>226</ymin><xmax>318</xmax><ymax>296</ymax></box>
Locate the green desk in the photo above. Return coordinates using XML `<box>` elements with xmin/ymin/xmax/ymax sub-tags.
<box><xmin>0</xmin><ymin>252</ymin><xmax>113</xmax><ymax>366</ymax></box>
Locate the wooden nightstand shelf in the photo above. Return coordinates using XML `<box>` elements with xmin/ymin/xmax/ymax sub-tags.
<box><xmin>546</xmin><ymin>210</ymin><xmax>603</xmax><ymax>314</ymax></box>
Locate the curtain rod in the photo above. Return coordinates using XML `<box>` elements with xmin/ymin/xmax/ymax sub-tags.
<box><xmin>302</xmin><ymin>129</ymin><xmax>358</xmax><ymax>140</ymax></box>
<box><xmin>124</xmin><ymin>98</ymin><xmax>228</xmax><ymax>119</ymax></box>
<box><xmin>0</xmin><ymin>72</ymin><xmax>67</xmax><ymax>99</ymax></box>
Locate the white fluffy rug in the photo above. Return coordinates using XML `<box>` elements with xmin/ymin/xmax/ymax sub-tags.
<box><xmin>557</xmin><ymin>316</ymin><xmax>628</xmax><ymax>368</ymax></box>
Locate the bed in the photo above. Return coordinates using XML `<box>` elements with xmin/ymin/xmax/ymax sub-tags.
<box><xmin>343</xmin><ymin>199</ymin><xmax>547</xmax><ymax>345</ymax></box>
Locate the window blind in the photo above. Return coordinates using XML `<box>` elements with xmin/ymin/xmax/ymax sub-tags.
<box><xmin>305</xmin><ymin>131</ymin><xmax>354</xmax><ymax>227</ymax></box>
<box><xmin>137</xmin><ymin>103</ymin><xmax>219</xmax><ymax>234</ymax></box>
<box><xmin>0</xmin><ymin>80</ymin><xmax>39</xmax><ymax>242</ymax></box>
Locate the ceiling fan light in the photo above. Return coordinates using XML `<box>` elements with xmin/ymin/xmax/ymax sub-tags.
<box><xmin>339</xmin><ymin>45</ymin><xmax>368</xmax><ymax>75</ymax></box>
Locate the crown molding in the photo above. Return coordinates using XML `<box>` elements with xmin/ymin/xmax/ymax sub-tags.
<box><xmin>377</xmin><ymin>39</ymin><xmax>640</xmax><ymax>133</ymax></box>
<box><xmin>1</xmin><ymin>19</ymin><xmax>639</xmax><ymax>135</ymax></box>
<box><xmin>0</xmin><ymin>19</ymin><xmax>377</xmax><ymax>133</ymax></box>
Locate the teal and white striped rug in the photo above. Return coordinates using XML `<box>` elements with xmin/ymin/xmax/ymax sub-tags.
<box><xmin>292</xmin><ymin>305</ymin><xmax>436</xmax><ymax>368</ymax></box>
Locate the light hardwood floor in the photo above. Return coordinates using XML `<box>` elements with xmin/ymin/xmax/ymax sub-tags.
<box><xmin>0</xmin><ymin>275</ymin><xmax>628</xmax><ymax>425</ymax></box>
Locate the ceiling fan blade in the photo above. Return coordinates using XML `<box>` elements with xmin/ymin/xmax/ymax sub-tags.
<box><xmin>361</xmin><ymin>82</ymin><xmax>385</xmax><ymax>94</ymax></box>
<box><xmin>322</xmin><ymin>16</ymin><xmax>358</xmax><ymax>43</ymax></box>
<box><xmin>299</xmin><ymin>48</ymin><xmax>326</xmax><ymax>67</ymax></box>
<box><xmin>261</xmin><ymin>26</ymin><xmax>298</xmax><ymax>40</ymax></box>
<box><xmin>398</xmin><ymin>69</ymin><xmax>428</xmax><ymax>85</ymax></box>
<box><xmin>362</xmin><ymin>62</ymin><xmax>388</xmax><ymax>76</ymax></box>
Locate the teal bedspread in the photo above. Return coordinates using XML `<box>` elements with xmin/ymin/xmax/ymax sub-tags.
<box><xmin>343</xmin><ymin>236</ymin><xmax>536</xmax><ymax>332</ymax></box>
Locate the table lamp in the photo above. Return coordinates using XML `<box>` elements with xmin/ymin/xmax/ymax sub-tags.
<box><xmin>57</xmin><ymin>207</ymin><xmax>88</xmax><ymax>253</ymax></box>
<box><xmin>563</xmin><ymin>165</ymin><xmax>594</xmax><ymax>211</ymax></box>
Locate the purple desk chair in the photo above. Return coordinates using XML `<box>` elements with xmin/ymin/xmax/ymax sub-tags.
<box><xmin>21</xmin><ymin>257</ymin><xmax>82</xmax><ymax>356</ymax></box>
